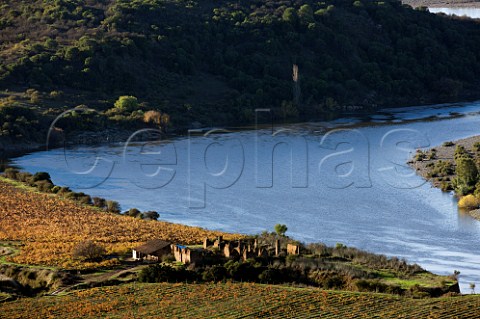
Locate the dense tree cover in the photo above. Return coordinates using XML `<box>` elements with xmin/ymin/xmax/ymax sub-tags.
<box><xmin>452</xmin><ymin>145</ymin><xmax>480</xmax><ymax>196</ymax></box>
<box><xmin>1</xmin><ymin>0</ymin><xmax>480</xmax><ymax>127</ymax></box>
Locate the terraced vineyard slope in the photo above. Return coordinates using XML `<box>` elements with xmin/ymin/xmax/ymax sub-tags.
<box><xmin>0</xmin><ymin>178</ymin><xmax>239</xmax><ymax>269</ymax></box>
<box><xmin>1</xmin><ymin>282</ymin><xmax>479</xmax><ymax>319</ymax></box>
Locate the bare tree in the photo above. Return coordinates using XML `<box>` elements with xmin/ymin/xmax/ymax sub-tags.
<box><xmin>73</xmin><ymin>240</ymin><xmax>106</xmax><ymax>261</ymax></box>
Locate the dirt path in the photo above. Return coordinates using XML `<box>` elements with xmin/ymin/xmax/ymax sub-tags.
<box><xmin>50</xmin><ymin>264</ymin><xmax>148</xmax><ymax>296</ymax></box>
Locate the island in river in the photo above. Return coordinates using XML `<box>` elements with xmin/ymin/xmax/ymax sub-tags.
<box><xmin>409</xmin><ymin>134</ymin><xmax>480</xmax><ymax>220</ymax></box>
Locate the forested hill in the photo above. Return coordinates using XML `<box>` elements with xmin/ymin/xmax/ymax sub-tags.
<box><xmin>2</xmin><ymin>0</ymin><xmax>480</xmax><ymax>126</ymax></box>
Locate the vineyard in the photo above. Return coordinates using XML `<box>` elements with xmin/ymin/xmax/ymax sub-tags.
<box><xmin>1</xmin><ymin>282</ymin><xmax>479</xmax><ymax>318</ymax></box>
<box><xmin>0</xmin><ymin>179</ymin><xmax>239</xmax><ymax>269</ymax></box>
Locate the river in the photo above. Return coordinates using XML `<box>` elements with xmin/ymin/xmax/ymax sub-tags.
<box><xmin>429</xmin><ymin>7</ymin><xmax>480</xmax><ymax>19</ymax></box>
<box><xmin>11</xmin><ymin>101</ymin><xmax>480</xmax><ymax>293</ymax></box>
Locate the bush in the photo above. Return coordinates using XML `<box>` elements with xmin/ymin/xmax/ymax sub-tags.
<box><xmin>202</xmin><ymin>265</ymin><xmax>227</xmax><ymax>282</ymax></box>
<box><xmin>3</xmin><ymin>168</ymin><xmax>19</xmax><ymax>179</ymax></box>
<box><xmin>454</xmin><ymin>157</ymin><xmax>478</xmax><ymax>195</ymax></box>
<box><xmin>458</xmin><ymin>194</ymin><xmax>480</xmax><ymax>209</ymax></box>
<box><xmin>72</xmin><ymin>240</ymin><xmax>106</xmax><ymax>261</ymax></box>
<box><xmin>34</xmin><ymin>180</ymin><xmax>54</xmax><ymax>192</ymax></box>
<box><xmin>51</xmin><ymin>185</ymin><xmax>61</xmax><ymax>193</ymax></box>
<box><xmin>114</xmin><ymin>96</ymin><xmax>138</xmax><ymax>112</ymax></box>
<box><xmin>355</xmin><ymin>279</ymin><xmax>399</xmax><ymax>294</ymax></box>
<box><xmin>49</xmin><ymin>90</ymin><xmax>63</xmax><ymax>100</ymax></box>
<box><xmin>414</xmin><ymin>150</ymin><xmax>426</xmax><ymax>161</ymax></box>
<box><xmin>259</xmin><ymin>268</ymin><xmax>283</xmax><ymax>284</ymax></box>
<box><xmin>138</xmin><ymin>264</ymin><xmax>195</xmax><ymax>283</ymax></box>
<box><xmin>57</xmin><ymin>186</ymin><xmax>71</xmax><ymax>195</ymax></box>
<box><xmin>106</xmin><ymin>200</ymin><xmax>120</xmax><ymax>213</ymax></box>
<box><xmin>428</xmin><ymin>160</ymin><xmax>454</xmax><ymax>178</ymax></box>
<box><xmin>32</xmin><ymin>172</ymin><xmax>51</xmax><ymax>183</ymax></box>
<box><xmin>474</xmin><ymin>142</ymin><xmax>480</xmax><ymax>152</ymax></box>
<box><xmin>142</xmin><ymin>211</ymin><xmax>160</xmax><ymax>220</ymax></box>
<box><xmin>440</xmin><ymin>181</ymin><xmax>453</xmax><ymax>192</ymax></box>
<box><xmin>65</xmin><ymin>192</ymin><xmax>92</xmax><ymax>205</ymax></box>
<box><xmin>454</xmin><ymin>145</ymin><xmax>469</xmax><ymax>160</ymax></box>
<box><xmin>125</xmin><ymin>208</ymin><xmax>142</xmax><ymax>218</ymax></box>
<box><xmin>443</xmin><ymin>141</ymin><xmax>454</xmax><ymax>147</ymax></box>
<box><xmin>16</xmin><ymin>171</ymin><xmax>33</xmax><ymax>183</ymax></box>
<box><xmin>92</xmin><ymin>197</ymin><xmax>106</xmax><ymax>210</ymax></box>
<box><xmin>161</xmin><ymin>253</ymin><xmax>176</xmax><ymax>263</ymax></box>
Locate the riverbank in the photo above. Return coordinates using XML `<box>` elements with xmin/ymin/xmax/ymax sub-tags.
<box><xmin>0</xmin><ymin>174</ymin><xmax>459</xmax><ymax>298</ymax></box>
<box><xmin>409</xmin><ymin>134</ymin><xmax>480</xmax><ymax>220</ymax></box>
<box><xmin>403</xmin><ymin>0</ymin><xmax>480</xmax><ymax>8</ymax></box>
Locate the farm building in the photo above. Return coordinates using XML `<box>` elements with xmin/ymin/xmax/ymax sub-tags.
<box><xmin>172</xmin><ymin>245</ymin><xmax>203</xmax><ymax>264</ymax></box>
<box><xmin>132</xmin><ymin>239</ymin><xmax>172</xmax><ymax>261</ymax></box>
<box><xmin>287</xmin><ymin>243</ymin><xmax>300</xmax><ymax>255</ymax></box>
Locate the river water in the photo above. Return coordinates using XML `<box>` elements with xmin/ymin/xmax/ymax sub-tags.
<box><xmin>11</xmin><ymin>101</ymin><xmax>480</xmax><ymax>293</ymax></box>
<box><xmin>429</xmin><ymin>7</ymin><xmax>480</xmax><ymax>19</ymax></box>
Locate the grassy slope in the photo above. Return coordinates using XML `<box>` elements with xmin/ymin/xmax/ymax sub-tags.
<box><xmin>1</xmin><ymin>282</ymin><xmax>479</xmax><ymax>318</ymax></box>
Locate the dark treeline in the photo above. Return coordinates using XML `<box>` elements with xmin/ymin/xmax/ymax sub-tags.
<box><xmin>1</xmin><ymin>0</ymin><xmax>480</xmax><ymax>127</ymax></box>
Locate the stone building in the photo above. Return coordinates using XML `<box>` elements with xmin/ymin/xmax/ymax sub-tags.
<box><xmin>132</xmin><ymin>239</ymin><xmax>171</xmax><ymax>261</ymax></box>
<box><xmin>287</xmin><ymin>243</ymin><xmax>300</xmax><ymax>255</ymax></box>
<box><xmin>172</xmin><ymin>244</ymin><xmax>203</xmax><ymax>264</ymax></box>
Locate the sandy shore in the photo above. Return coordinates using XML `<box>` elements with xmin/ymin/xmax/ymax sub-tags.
<box><xmin>403</xmin><ymin>0</ymin><xmax>480</xmax><ymax>8</ymax></box>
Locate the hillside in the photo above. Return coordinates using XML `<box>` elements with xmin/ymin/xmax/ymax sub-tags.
<box><xmin>2</xmin><ymin>0</ymin><xmax>480</xmax><ymax>135</ymax></box>
<box><xmin>0</xmin><ymin>173</ymin><xmax>460</xmax><ymax>298</ymax></box>
<box><xmin>1</xmin><ymin>282</ymin><xmax>479</xmax><ymax>318</ymax></box>
<box><xmin>0</xmin><ymin>177</ymin><xmax>239</xmax><ymax>269</ymax></box>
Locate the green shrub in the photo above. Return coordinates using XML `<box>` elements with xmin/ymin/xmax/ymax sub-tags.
<box><xmin>106</xmin><ymin>200</ymin><xmax>121</xmax><ymax>213</ymax></box>
<box><xmin>202</xmin><ymin>265</ymin><xmax>227</xmax><ymax>282</ymax></box>
<box><xmin>92</xmin><ymin>197</ymin><xmax>106</xmax><ymax>210</ymax></box>
<box><xmin>142</xmin><ymin>211</ymin><xmax>160</xmax><ymax>220</ymax></box>
<box><xmin>428</xmin><ymin>160</ymin><xmax>454</xmax><ymax>178</ymax></box>
<box><xmin>114</xmin><ymin>96</ymin><xmax>138</xmax><ymax>112</ymax></box>
<box><xmin>125</xmin><ymin>208</ymin><xmax>142</xmax><ymax>218</ymax></box>
<box><xmin>57</xmin><ymin>186</ymin><xmax>71</xmax><ymax>195</ymax></box>
<box><xmin>474</xmin><ymin>142</ymin><xmax>480</xmax><ymax>152</ymax></box>
<box><xmin>355</xmin><ymin>279</ymin><xmax>388</xmax><ymax>293</ymax></box>
<box><xmin>454</xmin><ymin>145</ymin><xmax>470</xmax><ymax>160</ymax></box>
<box><xmin>32</xmin><ymin>172</ymin><xmax>51</xmax><ymax>183</ymax></box>
<box><xmin>16</xmin><ymin>172</ymin><xmax>33</xmax><ymax>183</ymax></box>
<box><xmin>51</xmin><ymin>186</ymin><xmax>61</xmax><ymax>193</ymax></box>
<box><xmin>454</xmin><ymin>157</ymin><xmax>478</xmax><ymax>195</ymax></box>
<box><xmin>138</xmin><ymin>264</ymin><xmax>195</xmax><ymax>283</ymax></box>
<box><xmin>34</xmin><ymin>180</ymin><xmax>54</xmax><ymax>192</ymax></box>
<box><xmin>414</xmin><ymin>150</ymin><xmax>426</xmax><ymax>161</ymax></box>
<box><xmin>440</xmin><ymin>181</ymin><xmax>453</xmax><ymax>192</ymax></box>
